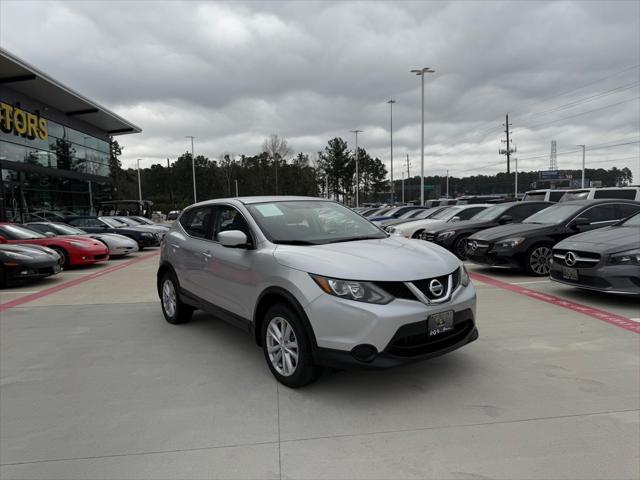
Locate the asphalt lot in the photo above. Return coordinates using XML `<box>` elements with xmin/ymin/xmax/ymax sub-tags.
<box><xmin>0</xmin><ymin>250</ymin><xmax>638</xmax><ymax>479</ymax></box>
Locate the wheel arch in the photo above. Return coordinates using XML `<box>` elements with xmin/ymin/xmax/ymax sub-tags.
<box><xmin>156</xmin><ymin>261</ymin><xmax>178</xmax><ymax>296</ymax></box>
<box><xmin>253</xmin><ymin>287</ymin><xmax>317</xmax><ymax>349</ymax></box>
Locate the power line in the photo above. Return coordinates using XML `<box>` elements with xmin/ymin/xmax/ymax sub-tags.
<box><xmin>516</xmin><ymin>140</ymin><xmax>640</xmax><ymax>162</ymax></box>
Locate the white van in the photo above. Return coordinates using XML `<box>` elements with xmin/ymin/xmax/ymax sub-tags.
<box><xmin>558</xmin><ymin>186</ymin><xmax>640</xmax><ymax>202</ymax></box>
<box><xmin>522</xmin><ymin>189</ymin><xmax>568</xmax><ymax>202</ymax></box>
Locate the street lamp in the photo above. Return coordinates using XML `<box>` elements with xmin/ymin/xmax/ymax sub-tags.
<box><xmin>410</xmin><ymin>67</ymin><xmax>435</xmax><ymax>205</ymax></box>
<box><xmin>350</xmin><ymin>129</ymin><xmax>363</xmax><ymax>207</ymax></box>
<box><xmin>136</xmin><ymin>158</ymin><xmax>142</xmax><ymax>202</ymax></box>
<box><xmin>387</xmin><ymin>99</ymin><xmax>396</xmax><ymax>204</ymax></box>
<box><xmin>186</xmin><ymin>135</ymin><xmax>197</xmax><ymax>203</ymax></box>
<box><xmin>577</xmin><ymin>145</ymin><xmax>586</xmax><ymax>188</ymax></box>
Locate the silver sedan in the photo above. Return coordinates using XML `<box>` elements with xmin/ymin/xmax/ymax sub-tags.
<box><xmin>25</xmin><ymin>222</ymin><xmax>139</xmax><ymax>257</ymax></box>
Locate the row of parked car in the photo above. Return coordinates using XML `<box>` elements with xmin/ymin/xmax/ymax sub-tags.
<box><xmin>356</xmin><ymin>195</ymin><xmax>640</xmax><ymax>296</ymax></box>
<box><xmin>0</xmin><ymin>216</ymin><xmax>170</xmax><ymax>288</ymax></box>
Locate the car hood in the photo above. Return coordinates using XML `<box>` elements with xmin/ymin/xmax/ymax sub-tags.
<box><xmin>274</xmin><ymin>236</ymin><xmax>459</xmax><ymax>281</ymax></box>
<box><xmin>555</xmin><ymin>226</ymin><xmax>640</xmax><ymax>253</ymax></box>
<box><xmin>393</xmin><ymin>218</ymin><xmax>448</xmax><ymax>232</ymax></box>
<box><xmin>0</xmin><ymin>244</ymin><xmax>58</xmax><ymax>257</ymax></box>
<box><xmin>425</xmin><ymin>219</ymin><xmax>495</xmax><ymax>234</ymax></box>
<box><xmin>91</xmin><ymin>233</ymin><xmax>138</xmax><ymax>244</ymax></box>
<box><xmin>469</xmin><ymin>222</ymin><xmax>553</xmax><ymax>241</ymax></box>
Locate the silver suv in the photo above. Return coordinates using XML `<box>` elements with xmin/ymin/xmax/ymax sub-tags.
<box><xmin>157</xmin><ymin>197</ymin><xmax>478</xmax><ymax>387</ymax></box>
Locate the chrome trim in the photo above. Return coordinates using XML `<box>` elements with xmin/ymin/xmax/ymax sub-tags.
<box><xmin>553</xmin><ymin>252</ymin><xmax>599</xmax><ymax>263</ymax></box>
<box><xmin>404</xmin><ymin>274</ymin><xmax>454</xmax><ymax>305</ymax></box>
<box><xmin>550</xmin><ymin>277</ymin><xmax>640</xmax><ymax>296</ymax></box>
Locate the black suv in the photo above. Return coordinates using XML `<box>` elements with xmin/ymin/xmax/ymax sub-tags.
<box><xmin>63</xmin><ymin>216</ymin><xmax>160</xmax><ymax>249</ymax></box>
<box><xmin>418</xmin><ymin>201</ymin><xmax>552</xmax><ymax>259</ymax></box>
<box><xmin>466</xmin><ymin>200</ymin><xmax>640</xmax><ymax>276</ymax></box>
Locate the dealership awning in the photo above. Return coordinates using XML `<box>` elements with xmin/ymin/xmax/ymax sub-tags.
<box><xmin>0</xmin><ymin>48</ymin><xmax>142</xmax><ymax>136</ymax></box>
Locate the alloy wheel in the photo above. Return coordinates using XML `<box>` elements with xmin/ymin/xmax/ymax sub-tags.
<box><xmin>455</xmin><ymin>237</ymin><xmax>468</xmax><ymax>259</ymax></box>
<box><xmin>266</xmin><ymin>316</ymin><xmax>299</xmax><ymax>377</ymax></box>
<box><xmin>529</xmin><ymin>246</ymin><xmax>552</xmax><ymax>275</ymax></box>
<box><xmin>162</xmin><ymin>279</ymin><xmax>177</xmax><ymax>318</ymax></box>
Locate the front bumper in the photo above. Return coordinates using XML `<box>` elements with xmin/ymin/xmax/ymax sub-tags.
<box><xmin>304</xmin><ymin>282</ymin><xmax>477</xmax><ymax>368</ymax></box>
<box><xmin>68</xmin><ymin>248</ymin><xmax>110</xmax><ymax>266</ymax></box>
<box><xmin>550</xmin><ymin>263</ymin><xmax>640</xmax><ymax>296</ymax></box>
<box><xmin>3</xmin><ymin>260</ymin><xmax>61</xmax><ymax>285</ymax></box>
<box><xmin>466</xmin><ymin>250</ymin><xmax>522</xmax><ymax>269</ymax></box>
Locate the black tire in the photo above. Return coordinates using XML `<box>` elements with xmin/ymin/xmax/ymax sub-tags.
<box><xmin>160</xmin><ymin>271</ymin><xmax>193</xmax><ymax>324</ymax></box>
<box><xmin>412</xmin><ymin>229</ymin><xmax>425</xmax><ymax>240</ymax></box>
<box><xmin>0</xmin><ymin>265</ymin><xmax>6</xmax><ymax>288</ymax></box>
<box><xmin>50</xmin><ymin>246</ymin><xmax>69</xmax><ymax>268</ymax></box>
<box><xmin>261</xmin><ymin>303</ymin><xmax>319</xmax><ymax>388</ymax></box>
<box><xmin>525</xmin><ymin>244</ymin><xmax>553</xmax><ymax>276</ymax></box>
<box><xmin>453</xmin><ymin>235</ymin><xmax>470</xmax><ymax>260</ymax></box>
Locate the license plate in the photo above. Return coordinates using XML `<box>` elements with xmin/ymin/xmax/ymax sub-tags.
<box><xmin>562</xmin><ymin>266</ymin><xmax>578</xmax><ymax>281</ymax></box>
<box><xmin>428</xmin><ymin>310</ymin><xmax>454</xmax><ymax>337</ymax></box>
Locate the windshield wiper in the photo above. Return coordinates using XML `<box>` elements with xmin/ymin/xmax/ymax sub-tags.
<box><xmin>272</xmin><ymin>240</ymin><xmax>318</xmax><ymax>245</ymax></box>
<box><xmin>326</xmin><ymin>235</ymin><xmax>386</xmax><ymax>244</ymax></box>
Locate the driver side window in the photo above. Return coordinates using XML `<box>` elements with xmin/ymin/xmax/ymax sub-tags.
<box><xmin>580</xmin><ymin>204</ymin><xmax>618</xmax><ymax>223</ymax></box>
<box><xmin>211</xmin><ymin>206</ymin><xmax>252</xmax><ymax>243</ymax></box>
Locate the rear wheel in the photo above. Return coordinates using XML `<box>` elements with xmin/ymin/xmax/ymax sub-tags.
<box><xmin>453</xmin><ymin>235</ymin><xmax>470</xmax><ymax>260</ymax></box>
<box><xmin>412</xmin><ymin>229</ymin><xmax>426</xmax><ymax>240</ymax></box>
<box><xmin>262</xmin><ymin>303</ymin><xmax>319</xmax><ymax>388</ymax></box>
<box><xmin>0</xmin><ymin>265</ymin><xmax>6</xmax><ymax>288</ymax></box>
<box><xmin>160</xmin><ymin>272</ymin><xmax>193</xmax><ymax>324</ymax></box>
<box><xmin>526</xmin><ymin>245</ymin><xmax>552</xmax><ymax>276</ymax></box>
<box><xmin>50</xmin><ymin>246</ymin><xmax>69</xmax><ymax>268</ymax></box>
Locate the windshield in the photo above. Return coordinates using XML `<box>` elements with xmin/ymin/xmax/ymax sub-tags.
<box><xmin>112</xmin><ymin>217</ymin><xmax>139</xmax><ymax>226</ymax></box>
<box><xmin>621</xmin><ymin>212</ymin><xmax>640</xmax><ymax>226</ymax></box>
<box><xmin>430</xmin><ymin>206</ymin><xmax>460</xmax><ymax>220</ymax></box>
<box><xmin>399</xmin><ymin>209</ymin><xmax>421</xmax><ymax>219</ymax></box>
<box><xmin>38</xmin><ymin>223</ymin><xmax>86</xmax><ymax>235</ymax></box>
<box><xmin>380</xmin><ymin>207</ymin><xmax>402</xmax><ymax>217</ymax></box>
<box><xmin>367</xmin><ymin>207</ymin><xmax>392</xmax><ymax>217</ymax></box>
<box><xmin>523</xmin><ymin>204</ymin><xmax>583</xmax><ymax>224</ymax></box>
<box><xmin>469</xmin><ymin>204</ymin><xmax>512</xmax><ymax>221</ymax></box>
<box><xmin>101</xmin><ymin>217</ymin><xmax>127</xmax><ymax>228</ymax></box>
<box><xmin>0</xmin><ymin>224</ymin><xmax>46</xmax><ymax>239</ymax></box>
<box><xmin>246</xmin><ymin>200</ymin><xmax>387</xmax><ymax>244</ymax></box>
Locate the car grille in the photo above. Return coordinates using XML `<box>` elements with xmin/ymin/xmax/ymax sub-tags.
<box><xmin>552</xmin><ymin>249</ymin><xmax>600</xmax><ymax>268</ymax></box>
<box><xmin>375</xmin><ymin>268</ymin><xmax>460</xmax><ymax>304</ymax></box>
<box><xmin>386</xmin><ymin>318</ymin><xmax>474</xmax><ymax>357</ymax></box>
<box><xmin>467</xmin><ymin>240</ymin><xmax>491</xmax><ymax>253</ymax></box>
<box><xmin>550</xmin><ymin>269</ymin><xmax>610</xmax><ymax>288</ymax></box>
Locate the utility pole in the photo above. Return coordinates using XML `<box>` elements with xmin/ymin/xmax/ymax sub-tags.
<box><xmin>514</xmin><ymin>157</ymin><xmax>518</xmax><ymax>198</ymax></box>
<box><xmin>136</xmin><ymin>158</ymin><xmax>142</xmax><ymax>202</ymax></box>
<box><xmin>499</xmin><ymin>114</ymin><xmax>516</xmax><ymax>174</ymax></box>
<box><xmin>387</xmin><ymin>99</ymin><xmax>396</xmax><ymax>204</ymax></box>
<box><xmin>350</xmin><ymin>129</ymin><xmax>363</xmax><ymax>207</ymax></box>
<box><xmin>401</xmin><ymin>172</ymin><xmax>405</xmax><ymax>204</ymax></box>
<box><xmin>235</xmin><ymin>179</ymin><xmax>239</xmax><ymax>197</ymax></box>
<box><xmin>577</xmin><ymin>145</ymin><xmax>586</xmax><ymax>188</ymax></box>
<box><xmin>185</xmin><ymin>135</ymin><xmax>197</xmax><ymax>203</ymax></box>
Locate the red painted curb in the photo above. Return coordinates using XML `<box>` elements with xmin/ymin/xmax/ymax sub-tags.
<box><xmin>0</xmin><ymin>251</ymin><xmax>160</xmax><ymax>312</ymax></box>
<box><xmin>470</xmin><ymin>272</ymin><xmax>639</xmax><ymax>334</ymax></box>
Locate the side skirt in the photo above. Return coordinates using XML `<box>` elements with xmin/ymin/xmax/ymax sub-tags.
<box><xmin>179</xmin><ymin>288</ymin><xmax>253</xmax><ymax>333</ymax></box>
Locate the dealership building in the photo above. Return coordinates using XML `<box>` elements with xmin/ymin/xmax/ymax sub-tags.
<box><xmin>0</xmin><ymin>48</ymin><xmax>141</xmax><ymax>222</ymax></box>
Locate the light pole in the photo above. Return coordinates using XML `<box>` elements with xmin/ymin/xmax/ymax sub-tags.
<box><xmin>401</xmin><ymin>172</ymin><xmax>405</xmax><ymax>204</ymax></box>
<box><xmin>446</xmin><ymin>169</ymin><xmax>449</xmax><ymax>198</ymax></box>
<box><xmin>387</xmin><ymin>99</ymin><xmax>395</xmax><ymax>204</ymax></box>
<box><xmin>350</xmin><ymin>129</ymin><xmax>363</xmax><ymax>207</ymax></box>
<box><xmin>235</xmin><ymin>179</ymin><xmax>238</xmax><ymax>197</ymax></box>
<box><xmin>514</xmin><ymin>157</ymin><xmax>518</xmax><ymax>198</ymax></box>
<box><xmin>136</xmin><ymin>158</ymin><xmax>142</xmax><ymax>202</ymax></box>
<box><xmin>577</xmin><ymin>145</ymin><xmax>586</xmax><ymax>188</ymax></box>
<box><xmin>186</xmin><ymin>136</ymin><xmax>197</xmax><ymax>203</ymax></box>
<box><xmin>410</xmin><ymin>67</ymin><xmax>435</xmax><ymax>205</ymax></box>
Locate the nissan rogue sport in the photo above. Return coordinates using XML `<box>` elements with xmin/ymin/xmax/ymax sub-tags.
<box><xmin>157</xmin><ymin>197</ymin><xmax>478</xmax><ymax>387</ymax></box>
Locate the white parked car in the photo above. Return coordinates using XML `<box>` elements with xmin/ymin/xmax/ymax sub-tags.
<box><xmin>26</xmin><ymin>222</ymin><xmax>139</xmax><ymax>257</ymax></box>
<box><xmin>558</xmin><ymin>186</ymin><xmax>640</xmax><ymax>202</ymax></box>
<box><xmin>388</xmin><ymin>204</ymin><xmax>492</xmax><ymax>239</ymax></box>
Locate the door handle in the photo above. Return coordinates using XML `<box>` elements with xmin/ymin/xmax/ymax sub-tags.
<box><xmin>202</xmin><ymin>251</ymin><xmax>213</xmax><ymax>259</ymax></box>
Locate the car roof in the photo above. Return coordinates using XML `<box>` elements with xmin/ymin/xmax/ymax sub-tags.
<box><xmin>552</xmin><ymin>198</ymin><xmax>640</xmax><ymax>206</ymax></box>
<box><xmin>192</xmin><ymin>196</ymin><xmax>331</xmax><ymax>206</ymax></box>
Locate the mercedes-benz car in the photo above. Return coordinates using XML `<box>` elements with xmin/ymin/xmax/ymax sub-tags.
<box><xmin>387</xmin><ymin>204</ymin><xmax>492</xmax><ymax>239</ymax></box>
<box><xmin>0</xmin><ymin>244</ymin><xmax>62</xmax><ymax>287</ymax></box>
<box><xmin>158</xmin><ymin>196</ymin><xmax>478</xmax><ymax>387</ymax></box>
<box><xmin>465</xmin><ymin>200</ymin><xmax>640</xmax><ymax>276</ymax></box>
<box><xmin>415</xmin><ymin>201</ymin><xmax>553</xmax><ymax>259</ymax></box>
<box><xmin>550</xmin><ymin>210</ymin><xmax>640</xmax><ymax>295</ymax></box>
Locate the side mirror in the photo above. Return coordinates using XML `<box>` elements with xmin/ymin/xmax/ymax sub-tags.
<box><xmin>499</xmin><ymin>215</ymin><xmax>513</xmax><ymax>225</ymax></box>
<box><xmin>218</xmin><ymin>230</ymin><xmax>249</xmax><ymax>248</ymax></box>
<box><xmin>450</xmin><ymin>216</ymin><xmax>461</xmax><ymax>223</ymax></box>
<box><xmin>0</xmin><ymin>235</ymin><xmax>6</xmax><ymax>244</ymax></box>
<box><xmin>572</xmin><ymin>217</ymin><xmax>590</xmax><ymax>228</ymax></box>
<box><xmin>45</xmin><ymin>232</ymin><xmax>56</xmax><ymax>238</ymax></box>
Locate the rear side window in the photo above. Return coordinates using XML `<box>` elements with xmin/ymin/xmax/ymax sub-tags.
<box><xmin>580</xmin><ymin>204</ymin><xmax>618</xmax><ymax>223</ymax></box>
<box><xmin>615</xmin><ymin>203</ymin><xmax>640</xmax><ymax>219</ymax></box>
<box><xmin>180</xmin><ymin>207</ymin><xmax>213</xmax><ymax>239</ymax></box>
<box><xmin>560</xmin><ymin>191</ymin><xmax>590</xmax><ymax>201</ymax></box>
<box><xmin>593</xmin><ymin>189</ymin><xmax>637</xmax><ymax>200</ymax></box>
<box><xmin>458</xmin><ymin>207</ymin><xmax>485</xmax><ymax>220</ymax></box>
<box><xmin>69</xmin><ymin>218</ymin><xmax>103</xmax><ymax>227</ymax></box>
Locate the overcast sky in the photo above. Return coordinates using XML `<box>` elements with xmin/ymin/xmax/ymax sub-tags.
<box><xmin>1</xmin><ymin>0</ymin><xmax>639</xmax><ymax>182</ymax></box>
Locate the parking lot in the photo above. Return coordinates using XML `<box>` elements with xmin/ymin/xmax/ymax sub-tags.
<box><xmin>1</xmin><ymin>250</ymin><xmax>638</xmax><ymax>480</ymax></box>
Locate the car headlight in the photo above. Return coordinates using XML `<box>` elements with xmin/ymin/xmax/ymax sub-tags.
<box><xmin>2</xmin><ymin>251</ymin><xmax>31</xmax><ymax>260</ymax></box>
<box><xmin>607</xmin><ymin>249</ymin><xmax>640</xmax><ymax>265</ymax></box>
<box><xmin>437</xmin><ymin>231</ymin><xmax>456</xmax><ymax>241</ymax></box>
<box><xmin>496</xmin><ymin>237</ymin><xmax>525</xmax><ymax>248</ymax></box>
<box><xmin>69</xmin><ymin>241</ymin><xmax>92</xmax><ymax>249</ymax></box>
<box><xmin>309</xmin><ymin>274</ymin><xmax>393</xmax><ymax>304</ymax></box>
<box><xmin>460</xmin><ymin>265</ymin><xmax>470</xmax><ymax>287</ymax></box>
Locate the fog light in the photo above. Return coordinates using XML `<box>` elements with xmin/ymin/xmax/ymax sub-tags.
<box><xmin>351</xmin><ymin>344</ymin><xmax>377</xmax><ymax>363</ymax></box>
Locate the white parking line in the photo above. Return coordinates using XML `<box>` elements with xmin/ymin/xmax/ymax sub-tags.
<box><xmin>0</xmin><ymin>290</ymin><xmax>41</xmax><ymax>294</ymax></box>
<box><xmin>629</xmin><ymin>318</ymin><xmax>640</xmax><ymax>323</ymax></box>
<box><xmin>511</xmin><ymin>280</ymin><xmax>551</xmax><ymax>285</ymax></box>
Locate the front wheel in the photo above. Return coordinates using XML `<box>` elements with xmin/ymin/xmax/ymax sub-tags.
<box><xmin>262</xmin><ymin>304</ymin><xmax>319</xmax><ymax>388</ymax></box>
<box><xmin>453</xmin><ymin>235</ymin><xmax>470</xmax><ymax>260</ymax></box>
<box><xmin>50</xmin><ymin>246</ymin><xmax>69</xmax><ymax>268</ymax></box>
<box><xmin>525</xmin><ymin>245</ymin><xmax>552</xmax><ymax>276</ymax></box>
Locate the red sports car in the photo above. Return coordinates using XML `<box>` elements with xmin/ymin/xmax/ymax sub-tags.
<box><xmin>0</xmin><ymin>223</ymin><xmax>109</xmax><ymax>267</ymax></box>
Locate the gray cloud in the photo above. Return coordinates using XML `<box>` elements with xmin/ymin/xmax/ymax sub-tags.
<box><xmin>1</xmin><ymin>0</ymin><xmax>638</xmax><ymax>181</ymax></box>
